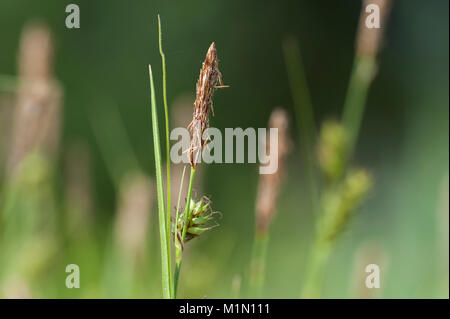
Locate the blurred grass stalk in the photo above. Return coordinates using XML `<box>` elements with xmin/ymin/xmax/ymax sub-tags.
<box><xmin>283</xmin><ymin>38</ymin><xmax>318</xmax><ymax>215</ymax></box>
<box><xmin>90</xmin><ymin>101</ymin><xmax>155</xmax><ymax>297</ymax></box>
<box><xmin>343</xmin><ymin>0</ymin><xmax>393</xmax><ymax>158</ymax></box>
<box><xmin>102</xmin><ymin>173</ymin><xmax>153</xmax><ymax>297</ymax></box>
<box><xmin>0</xmin><ymin>22</ymin><xmax>61</xmax><ymax>297</ymax></box>
<box><xmin>301</xmin><ymin>0</ymin><xmax>392</xmax><ymax>298</ymax></box>
<box><xmin>249</xmin><ymin>108</ymin><xmax>291</xmax><ymax>297</ymax></box>
<box><xmin>342</xmin><ymin>56</ymin><xmax>376</xmax><ymax>158</ymax></box>
<box><xmin>301</xmin><ymin>169</ymin><xmax>373</xmax><ymax>298</ymax></box>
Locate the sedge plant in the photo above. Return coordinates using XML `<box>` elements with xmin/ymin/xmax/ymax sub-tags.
<box><xmin>148</xmin><ymin>16</ymin><xmax>226</xmax><ymax>298</ymax></box>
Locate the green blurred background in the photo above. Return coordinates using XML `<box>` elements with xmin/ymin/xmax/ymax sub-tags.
<box><xmin>0</xmin><ymin>0</ymin><xmax>448</xmax><ymax>298</ymax></box>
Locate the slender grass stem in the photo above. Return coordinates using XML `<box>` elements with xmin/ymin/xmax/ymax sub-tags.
<box><xmin>158</xmin><ymin>14</ymin><xmax>173</xmax><ymax>298</ymax></box>
<box><xmin>174</xmin><ymin>166</ymin><xmax>187</xmax><ymax>244</ymax></box>
<box><xmin>301</xmin><ymin>240</ymin><xmax>332</xmax><ymax>298</ymax></box>
<box><xmin>174</xmin><ymin>166</ymin><xmax>196</xmax><ymax>297</ymax></box>
<box><xmin>249</xmin><ymin>230</ymin><xmax>269</xmax><ymax>297</ymax></box>
<box><xmin>181</xmin><ymin>167</ymin><xmax>196</xmax><ymax>242</ymax></box>
<box><xmin>283</xmin><ymin>37</ymin><xmax>319</xmax><ymax>214</ymax></box>
<box><xmin>342</xmin><ymin>56</ymin><xmax>376</xmax><ymax>159</ymax></box>
<box><xmin>148</xmin><ymin>65</ymin><xmax>171</xmax><ymax>299</ymax></box>
<box><xmin>172</xmin><ymin>165</ymin><xmax>186</xmax><ymax>298</ymax></box>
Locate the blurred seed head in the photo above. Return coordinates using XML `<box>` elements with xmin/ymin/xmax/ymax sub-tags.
<box><xmin>18</xmin><ymin>22</ymin><xmax>53</xmax><ymax>81</ymax></box>
<box><xmin>1</xmin><ymin>276</ymin><xmax>32</xmax><ymax>299</ymax></box>
<box><xmin>255</xmin><ymin>108</ymin><xmax>291</xmax><ymax>233</ymax></box>
<box><xmin>319</xmin><ymin>169</ymin><xmax>373</xmax><ymax>243</ymax></box>
<box><xmin>350</xmin><ymin>241</ymin><xmax>389</xmax><ymax>298</ymax></box>
<box><xmin>356</xmin><ymin>0</ymin><xmax>393</xmax><ymax>57</ymax></box>
<box><xmin>317</xmin><ymin>120</ymin><xmax>349</xmax><ymax>182</ymax></box>
<box><xmin>7</xmin><ymin>22</ymin><xmax>62</xmax><ymax>179</ymax></box>
<box><xmin>114</xmin><ymin>173</ymin><xmax>154</xmax><ymax>260</ymax></box>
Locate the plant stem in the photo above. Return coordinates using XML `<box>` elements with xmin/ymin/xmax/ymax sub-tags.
<box><xmin>158</xmin><ymin>14</ymin><xmax>173</xmax><ymax>298</ymax></box>
<box><xmin>148</xmin><ymin>65</ymin><xmax>171</xmax><ymax>299</ymax></box>
<box><xmin>174</xmin><ymin>166</ymin><xmax>187</xmax><ymax>244</ymax></box>
<box><xmin>342</xmin><ymin>56</ymin><xmax>376</xmax><ymax>159</ymax></box>
<box><xmin>249</xmin><ymin>230</ymin><xmax>269</xmax><ymax>297</ymax></box>
<box><xmin>174</xmin><ymin>166</ymin><xmax>196</xmax><ymax>297</ymax></box>
<box><xmin>283</xmin><ymin>37</ymin><xmax>319</xmax><ymax>215</ymax></box>
<box><xmin>172</xmin><ymin>165</ymin><xmax>186</xmax><ymax>298</ymax></box>
<box><xmin>301</xmin><ymin>240</ymin><xmax>332</xmax><ymax>298</ymax></box>
<box><xmin>301</xmin><ymin>57</ymin><xmax>377</xmax><ymax>299</ymax></box>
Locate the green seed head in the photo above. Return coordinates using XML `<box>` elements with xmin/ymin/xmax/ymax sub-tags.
<box><xmin>317</xmin><ymin>120</ymin><xmax>349</xmax><ymax>182</ymax></box>
<box><xmin>318</xmin><ymin>169</ymin><xmax>373</xmax><ymax>243</ymax></box>
<box><xmin>175</xmin><ymin>196</ymin><xmax>219</xmax><ymax>243</ymax></box>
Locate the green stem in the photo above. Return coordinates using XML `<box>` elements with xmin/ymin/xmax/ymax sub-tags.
<box><xmin>283</xmin><ymin>37</ymin><xmax>319</xmax><ymax>215</ymax></box>
<box><xmin>174</xmin><ymin>166</ymin><xmax>196</xmax><ymax>297</ymax></box>
<box><xmin>158</xmin><ymin>14</ymin><xmax>173</xmax><ymax>298</ymax></box>
<box><xmin>301</xmin><ymin>239</ymin><xmax>332</xmax><ymax>298</ymax></box>
<box><xmin>172</xmin><ymin>165</ymin><xmax>186</xmax><ymax>298</ymax></box>
<box><xmin>342</xmin><ymin>56</ymin><xmax>376</xmax><ymax>160</ymax></box>
<box><xmin>148</xmin><ymin>65</ymin><xmax>171</xmax><ymax>299</ymax></box>
<box><xmin>301</xmin><ymin>56</ymin><xmax>377</xmax><ymax>299</ymax></box>
<box><xmin>249</xmin><ymin>230</ymin><xmax>269</xmax><ymax>298</ymax></box>
<box><xmin>174</xmin><ymin>166</ymin><xmax>187</xmax><ymax>244</ymax></box>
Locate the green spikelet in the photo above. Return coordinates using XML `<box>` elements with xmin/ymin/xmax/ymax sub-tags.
<box><xmin>318</xmin><ymin>169</ymin><xmax>373</xmax><ymax>243</ymax></box>
<box><xmin>317</xmin><ymin>120</ymin><xmax>349</xmax><ymax>182</ymax></box>
<box><xmin>174</xmin><ymin>196</ymin><xmax>218</xmax><ymax>247</ymax></box>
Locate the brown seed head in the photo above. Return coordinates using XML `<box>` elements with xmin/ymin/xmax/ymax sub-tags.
<box><xmin>188</xmin><ymin>42</ymin><xmax>226</xmax><ymax>168</ymax></box>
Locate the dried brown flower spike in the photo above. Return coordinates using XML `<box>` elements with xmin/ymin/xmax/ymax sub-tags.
<box><xmin>188</xmin><ymin>42</ymin><xmax>227</xmax><ymax>168</ymax></box>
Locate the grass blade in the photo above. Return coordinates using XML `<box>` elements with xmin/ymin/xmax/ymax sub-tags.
<box><xmin>283</xmin><ymin>37</ymin><xmax>319</xmax><ymax>214</ymax></box>
<box><xmin>148</xmin><ymin>64</ymin><xmax>171</xmax><ymax>298</ymax></box>
<box><xmin>158</xmin><ymin>14</ymin><xmax>173</xmax><ymax>298</ymax></box>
